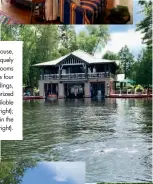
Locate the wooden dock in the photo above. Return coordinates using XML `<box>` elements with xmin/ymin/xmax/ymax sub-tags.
<box><xmin>107</xmin><ymin>94</ymin><xmax>152</xmax><ymax>98</ymax></box>
<box><xmin>23</xmin><ymin>94</ymin><xmax>152</xmax><ymax>100</ymax></box>
<box><xmin>23</xmin><ymin>96</ymin><xmax>44</xmax><ymax>100</ymax></box>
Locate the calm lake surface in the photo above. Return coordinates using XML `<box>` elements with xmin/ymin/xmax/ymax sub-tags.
<box><xmin>2</xmin><ymin>98</ymin><xmax>152</xmax><ymax>182</ymax></box>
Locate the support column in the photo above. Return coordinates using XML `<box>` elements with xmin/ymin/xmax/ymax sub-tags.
<box><xmin>58</xmin><ymin>82</ymin><xmax>65</xmax><ymax>99</ymax></box>
<box><xmin>39</xmin><ymin>81</ymin><xmax>44</xmax><ymax>97</ymax></box>
<box><xmin>84</xmin><ymin>82</ymin><xmax>90</xmax><ymax>98</ymax></box>
<box><xmin>110</xmin><ymin>80</ymin><xmax>113</xmax><ymax>95</ymax></box>
<box><xmin>105</xmin><ymin>79</ymin><xmax>110</xmax><ymax>96</ymax></box>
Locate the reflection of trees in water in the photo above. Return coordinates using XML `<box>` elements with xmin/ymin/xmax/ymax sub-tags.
<box><xmin>136</xmin><ymin>99</ymin><xmax>152</xmax><ymax>134</ymax></box>
<box><xmin>2</xmin><ymin>100</ymin><xmax>60</xmax><ymax>162</ymax></box>
<box><xmin>141</xmin><ymin>152</ymin><xmax>152</xmax><ymax>180</ymax></box>
<box><xmin>56</xmin><ymin>99</ymin><xmax>117</xmax><ymax>141</ymax></box>
<box><xmin>0</xmin><ymin>158</ymin><xmax>36</xmax><ymax>184</ymax></box>
<box><xmin>116</xmin><ymin>99</ymin><xmax>152</xmax><ymax>134</ymax></box>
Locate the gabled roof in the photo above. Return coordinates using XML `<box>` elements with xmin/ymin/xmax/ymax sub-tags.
<box><xmin>33</xmin><ymin>50</ymin><xmax>120</xmax><ymax>67</ymax></box>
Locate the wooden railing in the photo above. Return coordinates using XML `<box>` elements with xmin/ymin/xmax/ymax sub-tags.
<box><xmin>88</xmin><ymin>72</ymin><xmax>110</xmax><ymax>78</ymax></box>
<box><xmin>40</xmin><ymin>72</ymin><xmax>115</xmax><ymax>80</ymax></box>
<box><xmin>61</xmin><ymin>73</ymin><xmax>86</xmax><ymax>79</ymax></box>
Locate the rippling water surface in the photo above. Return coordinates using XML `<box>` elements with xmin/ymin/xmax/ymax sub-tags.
<box><xmin>2</xmin><ymin>98</ymin><xmax>152</xmax><ymax>182</ymax></box>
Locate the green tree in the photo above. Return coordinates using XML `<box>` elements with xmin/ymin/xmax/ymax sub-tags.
<box><xmin>131</xmin><ymin>0</ymin><xmax>152</xmax><ymax>88</ymax></box>
<box><xmin>135</xmin><ymin>48</ymin><xmax>152</xmax><ymax>87</ymax></box>
<box><xmin>136</xmin><ymin>0</ymin><xmax>152</xmax><ymax>48</ymax></box>
<box><xmin>29</xmin><ymin>25</ymin><xmax>60</xmax><ymax>87</ymax></box>
<box><xmin>0</xmin><ymin>159</ymin><xmax>36</xmax><ymax>184</ymax></box>
<box><xmin>77</xmin><ymin>25</ymin><xmax>110</xmax><ymax>54</ymax></box>
<box><xmin>118</xmin><ymin>45</ymin><xmax>134</xmax><ymax>78</ymax></box>
<box><xmin>102</xmin><ymin>51</ymin><xmax>119</xmax><ymax>60</ymax></box>
<box><xmin>58</xmin><ymin>25</ymin><xmax>78</xmax><ymax>55</ymax></box>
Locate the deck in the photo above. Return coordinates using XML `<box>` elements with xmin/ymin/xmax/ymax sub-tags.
<box><xmin>23</xmin><ymin>94</ymin><xmax>152</xmax><ymax>100</ymax></box>
<box><xmin>108</xmin><ymin>94</ymin><xmax>152</xmax><ymax>98</ymax></box>
<box><xmin>23</xmin><ymin>96</ymin><xmax>44</xmax><ymax>100</ymax></box>
<box><xmin>40</xmin><ymin>72</ymin><xmax>115</xmax><ymax>81</ymax></box>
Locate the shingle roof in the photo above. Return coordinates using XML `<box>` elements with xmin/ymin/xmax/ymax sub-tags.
<box><xmin>33</xmin><ymin>50</ymin><xmax>119</xmax><ymax>67</ymax></box>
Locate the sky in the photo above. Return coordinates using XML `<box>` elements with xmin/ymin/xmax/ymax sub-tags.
<box><xmin>21</xmin><ymin>162</ymin><xmax>85</xmax><ymax>184</ymax></box>
<box><xmin>75</xmin><ymin>0</ymin><xmax>145</xmax><ymax>58</ymax></box>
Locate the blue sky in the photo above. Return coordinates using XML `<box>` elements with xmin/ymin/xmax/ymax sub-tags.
<box><xmin>75</xmin><ymin>0</ymin><xmax>145</xmax><ymax>58</ymax></box>
<box><xmin>21</xmin><ymin>162</ymin><xmax>85</xmax><ymax>184</ymax></box>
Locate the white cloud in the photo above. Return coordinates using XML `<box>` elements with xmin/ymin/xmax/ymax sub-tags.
<box><xmin>54</xmin><ymin>175</ymin><xmax>67</xmax><ymax>182</ymax></box>
<box><xmin>94</xmin><ymin>29</ymin><xmax>145</xmax><ymax>58</ymax></box>
<box><xmin>44</xmin><ymin>162</ymin><xmax>85</xmax><ymax>184</ymax></box>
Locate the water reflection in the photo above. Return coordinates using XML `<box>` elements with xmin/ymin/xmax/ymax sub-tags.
<box><xmin>1</xmin><ymin>98</ymin><xmax>152</xmax><ymax>182</ymax></box>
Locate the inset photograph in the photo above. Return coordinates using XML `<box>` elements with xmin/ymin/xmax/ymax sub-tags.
<box><xmin>0</xmin><ymin>0</ymin><xmax>133</xmax><ymax>24</ymax></box>
<box><xmin>0</xmin><ymin>161</ymin><xmax>85</xmax><ymax>184</ymax></box>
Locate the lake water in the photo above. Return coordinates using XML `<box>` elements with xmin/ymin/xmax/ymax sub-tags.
<box><xmin>2</xmin><ymin>98</ymin><xmax>152</xmax><ymax>182</ymax></box>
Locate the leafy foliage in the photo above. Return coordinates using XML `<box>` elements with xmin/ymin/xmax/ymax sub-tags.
<box><xmin>77</xmin><ymin>25</ymin><xmax>110</xmax><ymax>54</ymax></box>
<box><xmin>124</xmin><ymin>47</ymin><xmax>152</xmax><ymax>87</ymax></box>
<box><xmin>102</xmin><ymin>51</ymin><xmax>119</xmax><ymax>60</ymax></box>
<box><xmin>0</xmin><ymin>159</ymin><xmax>36</xmax><ymax>184</ymax></box>
<box><xmin>135</xmin><ymin>84</ymin><xmax>144</xmax><ymax>93</ymax></box>
<box><xmin>123</xmin><ymin>83</ymin><xmax>134</xmax><ymax>90</ymax></box>
<box><xmin>118</xmin><ymin>45</ymin><xmax>134</xmax><ymax>78</ymax></box>
<box><xmin>136</xmin><ymin>0</ymin><xmax>152</xmax><ymax>48</ymax></box>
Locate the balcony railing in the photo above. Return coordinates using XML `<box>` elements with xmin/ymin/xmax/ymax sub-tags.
<box><xmin>40</xmin><ymin>72</ymin><xmax>115</xmax><ymax>80</ymax></box>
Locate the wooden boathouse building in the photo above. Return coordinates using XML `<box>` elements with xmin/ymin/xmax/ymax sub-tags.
<box><xmin>34</xmin><ymin>50</ymin><xmax>119</xmax><ymax>99</ymax></box>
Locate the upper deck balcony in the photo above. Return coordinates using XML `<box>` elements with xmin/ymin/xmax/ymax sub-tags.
<box><xmin>40</xmin><ymin>72</ymin><xmax>115</xmax><ymax>81</ymax></box>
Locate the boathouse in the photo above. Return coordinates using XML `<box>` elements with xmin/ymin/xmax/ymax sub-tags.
<box><xmin>34</xmin><ymin>50</ymin><xmax>119</xmax><ymax>99</ymax></box>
